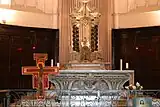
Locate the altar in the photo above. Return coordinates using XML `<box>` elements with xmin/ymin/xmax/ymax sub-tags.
<box><xmin>10</xmin><ymin>0</ymin><xmax>135</xmax><ymax>106</ymax></box>
<box><xmin>49</xmin><ymin>69</ymin><xmax>134</xmax><ymax>91</ymax></box>
<box><xmin>48</xmin><ymin>0</ymin><xmax>135</xmax><ymax>95</ymax></box>
<box><xmin>45</xmin><ymin>68</ymin><xmax>134</xmax><ymax>107</ymax></box>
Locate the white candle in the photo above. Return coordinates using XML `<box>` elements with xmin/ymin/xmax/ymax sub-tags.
<box><xmin>51</xmin><ymin>59</ymin><xmax>53</xmax><ymax>67</ymax></box>
<box><xmin>120</xmin><ymin>59</ymin><xmax>123</xmax><ymax>71</ymax></box>
<box><xmin>97</xmin><ymin>90</ymin><xmax>100</xmax><ymax>97</ymax></box>
<box><xmin>126</xmin><ymin>63</ymin><xmax>129</xmax><ymax>69</ymax></box>
<box><xmin>57</xmin><ymin>63</ymin><xmax>60</xmax><ymax>67</ymax></box>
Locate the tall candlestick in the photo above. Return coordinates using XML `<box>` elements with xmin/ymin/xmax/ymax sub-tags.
<box><xmin>120</xmin><ymin>59</ymin><xmax>123</xmax><ymax>71</ymax></box>
<box><xmin>51</xmin><ymin>59</ymin><xmax>53</xmax><ymax>67</ymax></box>
<box><xmin>126</xmin><ymin>63</ymin><xmax>129</xmax><ymax>69</ymax></box>
<box><xmin>57</xmin><ymin>63</ymin><xmax>60</xmax><ymax>67</ymax></box>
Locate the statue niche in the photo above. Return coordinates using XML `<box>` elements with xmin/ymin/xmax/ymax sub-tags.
<box><xmin>80</xmin><ymin>37</ymin><xmax>91</xmax><ymax>62</ymax></box>
<box><xmin>69</xmin><ymin>0</ymin><xmax>102</xmax><ymax>64</ymax></box>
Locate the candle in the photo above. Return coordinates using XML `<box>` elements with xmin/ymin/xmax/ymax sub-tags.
<box><xmin>57</xmin><ymin>63</ymin><xmax>60</xmax><ymax>67</ymax></box>
<box><xmin>51</xmin><ymin>59</ymin><xmax>53</xmax><ymax>67</ymax></box>
<box><xmin>126</xmin><ymin>63</ymin><xmax>129</xmax><ymax>69</ymax></box>
<box><xmin>97</xmin><ymin>90</ymin><xmax>100</xmax><ymax>97</ymax></box>
<box><xmin>120</xmin><ymin>59</ymin><xmax>123</xmax><ymax>71</ymax></box>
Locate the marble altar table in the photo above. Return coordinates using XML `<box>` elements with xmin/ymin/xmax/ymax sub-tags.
<box><xmin>49</xmin><ymin>70</ymin><xmax>134</xmax><ymax>91</ymax></box>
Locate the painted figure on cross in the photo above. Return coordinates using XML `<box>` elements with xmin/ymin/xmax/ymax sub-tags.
<box><xmin>22</xmin><ymin>53</ymin><xmax>59</xmax><ymax>98</ymax></box>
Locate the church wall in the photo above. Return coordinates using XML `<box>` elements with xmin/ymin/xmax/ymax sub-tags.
<box><xmin>13</xmin><ymin>11</ymin><xmax>58</xmax><ymax>29</ymax></box>
<box><xmin>59</xmin><ymin>0</ymin><xmax>112</xmax><ymax>68</ymax></box>
<box><xmin>0</xmin><ymin>8</ymin><xmax>58</xmax><ymax>29</ymax></box>
<box><xmin>0</xmin><ymin>0</ymin><xmax>59</xmax><ymax>29</ymax></box>
<box><xmin>118</xmin><ymin>11</ymin><xmax>160</xmax><ymax>28</ymax></box>
<box><xmin>115</xmin><ymin>0</ymin><xmax>160</xmax><ymax>14</ymax></box>
<box><xmin>113</xmin><ymin>0</ymin><xmax>160</xmax><ymax>29</ymax></box>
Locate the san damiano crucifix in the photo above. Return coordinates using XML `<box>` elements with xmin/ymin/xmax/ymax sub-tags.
<box><xmin>22</xmin><ymin>53</ymin><xmax>59</xmax><ymax>98</ymax></box>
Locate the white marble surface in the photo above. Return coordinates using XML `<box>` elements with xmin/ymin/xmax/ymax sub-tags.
<box><xmin>59</xmin><ymin>70</ymin><xmax>134</xmax><ymax>73</ymax></box>
<box><xmin>49</xmin><ymin>69</ymin><xmax>134</xmax><ymax>90</ymax></box>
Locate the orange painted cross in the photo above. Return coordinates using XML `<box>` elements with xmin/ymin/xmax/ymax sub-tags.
<box><xmin>22</xmin><ymin>53</ymin><xmax>59</xmax><ymax>97</ymax></box>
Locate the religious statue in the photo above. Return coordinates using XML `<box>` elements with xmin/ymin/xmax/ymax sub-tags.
<box><xmin>81</xmin><ymin>37</ymin><xmax>90</xmax><ymax>48</ymax></box>
<box><xmin>80</xmin><ymin>37</ymin><xmax>91</xmax><ymax>62</ymax></box>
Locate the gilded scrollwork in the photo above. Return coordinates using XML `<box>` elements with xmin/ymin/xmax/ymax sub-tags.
<box><xmin>69</xmin><ymin>0</ymin><xmax>102</xmax><ymax>63</ymax></box>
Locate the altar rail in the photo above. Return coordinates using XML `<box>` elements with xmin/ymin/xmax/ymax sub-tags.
<box><xmin>0</xmin><ymin>89</ymin><xmax>159</xmax><ymax>107</ymax></box>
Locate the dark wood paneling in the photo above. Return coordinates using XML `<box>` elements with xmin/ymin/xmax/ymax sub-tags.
<box><xmin>113</xmin><ymin>26</ymin><xmax>160</xmax><ymax>89</ymax></box>
<box><xmin>0</xmin><ymin>24</ymin><xmax>59</xmax><ymax>89</ymax></box>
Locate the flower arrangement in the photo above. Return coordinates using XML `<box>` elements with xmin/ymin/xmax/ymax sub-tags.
<box><xmin>124</xmin><ymin>82</ymin><xmax>144</xmax><ymax>100</ymax></box>
<box><xmin>125</xmin><ymin>82</ymin><xmax>143</xmax><ymax>90</ymax></box>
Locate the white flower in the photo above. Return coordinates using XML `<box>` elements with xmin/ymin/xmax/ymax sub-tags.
<box><xmin>136</xmin><ymin>82</ymin><xmax>140</xmax><ymax>87</ymax></box>
<box><xmin>125</xmin><ymin>82</ymin><xmax>143</xmax><ymax>90</ymax></box>
<box><xmin>125</xmin><ymin>86</ymin><xmax>129</xmax><ymax>90</ymax></box>
<box><xmin>132</xmin><ymin>86</ymin><xmax>136</xmax><ymax>90</ymax></box>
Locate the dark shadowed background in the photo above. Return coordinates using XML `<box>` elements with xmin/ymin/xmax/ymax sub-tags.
<box><xmin>0</xmin><ymin>24</ymin><xmax>59</xmax><ymax>89</ymax></box>
<box><xmin>113</xmin><ymin>26</ymin><xmax>160</xmax><ymax>89</ymax></box>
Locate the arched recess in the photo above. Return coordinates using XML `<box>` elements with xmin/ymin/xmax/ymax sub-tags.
<box><xmin>68</xmin><ymin>79</ymin><xmax>110</xmax><ymax>90</ymax></box>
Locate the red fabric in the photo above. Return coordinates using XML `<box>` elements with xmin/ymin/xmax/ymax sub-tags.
<box><xmin>22</xmin><ymin>66</ymin><xmax>59</xmax><ymax>90</ymax></box>
<box><xmin>43</xmin><ymin>74</ymin><xmax>49</xmax><ymax>89</ymax></box>
<box><xmin>33</xmin><ymin>73</ymin><xmax>38</xmax><ymax>89</ymax></box>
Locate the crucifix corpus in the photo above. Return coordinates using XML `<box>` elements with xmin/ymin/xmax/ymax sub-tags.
<box><xmin>22</xmin><ymin>53</ymin><xmax>59</xmax><ymax>98</ymax></box>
